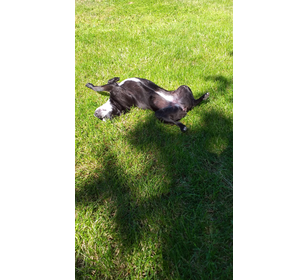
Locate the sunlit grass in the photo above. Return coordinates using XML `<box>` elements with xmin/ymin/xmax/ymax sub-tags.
<box><xmin>76</xmin><ymin>0</ymin><xmax>232</xmax><ymax>278</ymax></box>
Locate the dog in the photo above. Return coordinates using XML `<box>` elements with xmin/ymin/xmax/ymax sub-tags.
<box><xmin>86</xmin><ymin>77</ymin><xmax>209</xmax><ymax>132</ymax></box>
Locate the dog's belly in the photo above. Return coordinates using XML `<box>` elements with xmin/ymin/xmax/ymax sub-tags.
<box><xmin>117</xmin><ymin>78</ymin><xmax>189</xmax><ymax>112</ymax></box>
<box><xmin>151</xmin><ymin>96</ymin><xmax>171</xmax><ymax>110</ymax></box>
<box><xmin>119</xmin><ymin>78</ymin><xmax>175</xmax><ymax>109</ymax></box>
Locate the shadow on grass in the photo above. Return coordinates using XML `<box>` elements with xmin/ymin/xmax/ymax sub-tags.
<box><xmin>204</xmin><ymin>75</ymin><xmax>232</xmax><ymax>94</ymax></box>
<box><xmin>75</xmin><ymin>77</ymin><xmax>233</xmax><ymax>279</ymax></box>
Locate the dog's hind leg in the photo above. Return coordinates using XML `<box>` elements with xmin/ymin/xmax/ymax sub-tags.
<box><xmin>176</xmin><ymin>85</ymin><xmax>210</xmax><ymax>110</ymax></box>
<box><xmin>155</xmin><ymin>106</ymin><xmax>188</xmax><ymax>132</ymax></box>
<box><xmin>193</xmin><ymin>92</ymin><xmax>210</xmax><ymax>107</ymax></box>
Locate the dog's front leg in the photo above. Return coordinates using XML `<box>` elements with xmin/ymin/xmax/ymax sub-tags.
<box><xmin>85</xmin><ymin>83</ymin><xmax>115</xmax><ymax>93</ymax></box>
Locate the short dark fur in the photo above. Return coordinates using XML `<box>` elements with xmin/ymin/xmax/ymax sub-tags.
<box><xmin>86</xmin><ymin>77</ymin><xmax>209</xmax><ymax>132</ymax></box>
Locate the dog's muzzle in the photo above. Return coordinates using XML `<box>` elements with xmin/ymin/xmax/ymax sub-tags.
<box><xmin>94</xmin><ymin>108</ymin><xmax>108</xmax><ymax>121</ymax></box>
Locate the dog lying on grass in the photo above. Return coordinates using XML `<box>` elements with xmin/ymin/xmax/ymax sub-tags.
<box><xmin>86</xmin><ymin>77</ymin><xmax>209</xmax><ymax>132</ymax></box>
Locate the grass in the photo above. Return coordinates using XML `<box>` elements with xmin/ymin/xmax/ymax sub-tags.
<box><xmin>75</xmin><ymin>0</ymin><xmax>233</xmax><ymax>279</ymax></box>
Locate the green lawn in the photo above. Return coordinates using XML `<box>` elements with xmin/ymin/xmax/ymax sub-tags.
<box><xmin>75</xmin><ymin>0</ymin><xmax>233</xmax><ymax>278</ymax></box>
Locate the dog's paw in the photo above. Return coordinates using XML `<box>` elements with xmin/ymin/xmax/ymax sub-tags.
<box><xmin>86</xmin><ymin>83</ymin><xmax>94</xmax><ymax>88</ymax></box>
<box><xmin>180</xmin><ymin>126</ymin><xmax>187</xmax><ymax>132</ymax></box>
<box><xmin>203</xmin><ymin>92</ymin><xmax>210</xmax><ymax>100</ymax></box>
<box><xmin>108</xmin><ymin>77</ymin><xmax>120</xmax><ymax>84</ymax></box>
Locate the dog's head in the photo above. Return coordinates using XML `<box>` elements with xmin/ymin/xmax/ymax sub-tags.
<box><xmin>94</xmin><ymin>99</ymin><xmax>120</xmax><ymax>121</ymax></box>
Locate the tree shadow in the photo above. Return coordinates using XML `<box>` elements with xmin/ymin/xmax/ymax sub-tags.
<box><xmin>203</xmin><ymin>75</ymin><xmax>232</xmax><ymax>93</ymax></box>
<box><xmin>76</xmin><ymin>76</ymin><xmax>233</xmax><ymax>279</ymax></box>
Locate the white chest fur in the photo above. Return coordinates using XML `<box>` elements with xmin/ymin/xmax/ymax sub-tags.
<box><xmin>155</xmin><ymin>90</ymin><xmax>174</xmax><ymax>102</ymax></box>
<box><xmin>119</xmin><ymin>78</ymin><xmax>174</xmax><ymax>102</ymax></box>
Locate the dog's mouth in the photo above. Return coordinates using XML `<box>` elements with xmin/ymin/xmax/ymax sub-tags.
<box><xmin>94</xmin><ymin>108</ymin><xmax>111</xmax><ymax>121</ymax></box>
<box><xmin>94</xmin><ymin>108</ymin><xmax>104</xmax><ymax>120</ymax></box>
<box><xmin>94</xmin><ymin>114</ymin><xmax>107</xmax><ymax>121</ymax></box>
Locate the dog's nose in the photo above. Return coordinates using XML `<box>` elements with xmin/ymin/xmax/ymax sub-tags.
<box><xmin>94</xmin><ymin>108</ymin><xmax>102</xmax><ymax>118</ymax></box>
